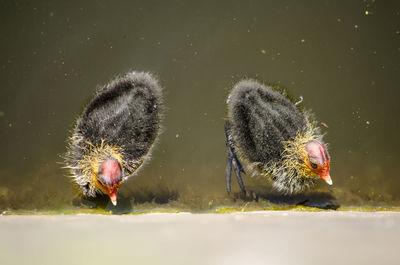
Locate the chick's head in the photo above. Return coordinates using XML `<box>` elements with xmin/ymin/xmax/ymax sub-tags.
<box><xmin>304</xmin><ymin>140</ymin><xmax>332</xmax><ymax>185</ymax></box>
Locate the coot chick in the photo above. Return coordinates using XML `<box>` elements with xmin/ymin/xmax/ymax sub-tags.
<box><xmin>225</xmin><ymin>80</ymin><xmax>331</xmax><ymax>195</ymax></box>
<box><xmin>64</xmin><ymin>72</ymin><xmax>162</xmax><ymax>205</ymax></box>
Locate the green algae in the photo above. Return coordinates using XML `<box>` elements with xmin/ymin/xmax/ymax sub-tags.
<box><xmin>213</xmin><ymin>205</ymin><xmax>331</xmax><ymax>213</ymax></box>
<box><xmin>2</xmin><ymin>188</ymin><xmax>399</xmax><ymax>215</ymax></box>
<box><xmin>213</xmin><ymin>205</ymin><xmax>400</xmax><ymax>213</ymax></box>
<box><xmin>338</xmin><ymin>206</ymin><xmax>400</xmax><ymax>212</ymax></box>
<box><xmin>2</xmin><ymin>205</ymin><xmax>400</xmax><ymax>216</ymax></box>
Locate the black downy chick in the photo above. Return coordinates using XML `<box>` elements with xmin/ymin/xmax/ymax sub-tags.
<box><xmin>225</xmin><ymin>80</ymin><xmax>332</xmax><ymax>195</ymax></box>
<box><xmin>64</xmin><ymin>72</ymin><xmax>162</xmax><ymax>205</ymax></box>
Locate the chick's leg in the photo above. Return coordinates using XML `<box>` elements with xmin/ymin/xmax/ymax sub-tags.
<box><xmin>225</xmin><ymin>123</ymin><xmax>246</xmax><ymax>195</ymax></box>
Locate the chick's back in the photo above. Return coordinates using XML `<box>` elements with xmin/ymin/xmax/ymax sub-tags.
<box><xmin>227</xmin><ymin>80</ymin><xmax>306</xmax><ymax>164</ymax></box>
<box><xmin>76</xmin><ymin>72</ymin><xmax>162</xmax><ymax>161</ymax></box>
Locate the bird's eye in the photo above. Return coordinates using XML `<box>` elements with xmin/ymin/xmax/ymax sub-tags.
<box><xmin>310</xmin><ymin>162</ymin><xmax>318</xmax><ymax>169</ymax></box>
<box><xmin>97</xmin><ymin>178</ymin><xmax>104</xmax><ymax>186</ymax></box>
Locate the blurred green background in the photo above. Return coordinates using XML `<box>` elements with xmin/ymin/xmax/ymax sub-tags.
<box><xmin>0</xmin><ymin>0</ymin><xmax>399</xmax><ymax>211</ymax></box>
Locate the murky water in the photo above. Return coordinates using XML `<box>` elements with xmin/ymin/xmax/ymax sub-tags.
<box><xmin>1</xmin><ymin>0</ymin><xmax>399</xmax><ymax>211</ymax></box>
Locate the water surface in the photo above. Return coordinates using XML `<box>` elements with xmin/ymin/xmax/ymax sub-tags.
<box><xmin>0</xmin><ymin>0</ymin><xmax>399</xmax><ymax>211</ymax></box>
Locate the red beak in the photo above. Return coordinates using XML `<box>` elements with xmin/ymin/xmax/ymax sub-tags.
<box><xmin>109</xmin><ymin>192</ymin><xmax>117</xmax><ymax>206</ymax></box>
<box><xmin>104</xmin><ymin>182</ymin><xmax>121</xmax><ymax>206</ymax></box>
<box><xmin>320</xmin><ymin>174</ymin><xmax>333</xmax><ymax>185</ymax></box>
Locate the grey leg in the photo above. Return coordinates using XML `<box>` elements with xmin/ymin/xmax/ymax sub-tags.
<box><xmin>225</xmin><ymin>123</ymin><xmax>246</xmax><ymax>195</ymax></box>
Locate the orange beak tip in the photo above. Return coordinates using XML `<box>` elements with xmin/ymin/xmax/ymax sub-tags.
<box><xmin>109</xmin><ymin>193</ymin><xmax>118</xmax><ymax>206</ymax></box>
<box><xmin>321</xmin><ymin>174</ymin><xmax>333</xmax><ymax>185</ymax></box>
<box><xmin>326</xmin><ymin>178</ymin><xmax>333</xmax><ymax>185</ymax></box>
